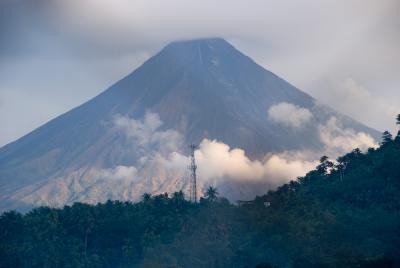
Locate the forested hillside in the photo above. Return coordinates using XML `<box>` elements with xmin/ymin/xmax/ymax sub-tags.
<box><xmin>1</xmin><ymin>122</ymin><xmax>400</xmax><ymax>267</ymax></box>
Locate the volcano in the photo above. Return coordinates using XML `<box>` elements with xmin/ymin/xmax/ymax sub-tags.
<box><xmin>0</xmin><ymin>38</ymin><xmax>379</xmax><ymax>211</ymax></box>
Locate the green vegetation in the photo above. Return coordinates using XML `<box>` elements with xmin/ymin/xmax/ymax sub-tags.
<box><xmin>1</xmin><ymin>118</ymin><xmax>400</xmax><ymax>268</ymax></box>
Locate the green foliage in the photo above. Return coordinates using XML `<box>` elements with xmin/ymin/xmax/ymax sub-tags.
<box><xmin>381</xmin><ymin>131</ymin><xmax>393</xmax><ymax>145</ymax></box>
<box><xmin>1</xmin><ymin>125</ymin><xmax>400</xmax><ymax>267</ymax></box>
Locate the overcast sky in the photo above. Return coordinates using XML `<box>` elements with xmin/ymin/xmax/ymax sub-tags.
<box><xmin>0</xmin><ymin>0</ymin><xmax>399</xmax><ymax>147</ymax></box>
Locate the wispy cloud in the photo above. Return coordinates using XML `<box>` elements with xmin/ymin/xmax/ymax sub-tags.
<box><xmin>318</xmin><ymin>116</ymin><xmax>378</xmax><ymax>156</ymax></box>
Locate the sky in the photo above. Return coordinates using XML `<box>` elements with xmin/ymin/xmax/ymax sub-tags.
<box><xmin>0</xmin><ymin>0</ymin><xmax>399</xmax><ymax>147</ymax></box>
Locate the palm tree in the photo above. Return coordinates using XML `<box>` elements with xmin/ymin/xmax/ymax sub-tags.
<box><xmin>204</xmin><ymin>186</ymin><xmax>218</xmax><ymax>201</ymax></box>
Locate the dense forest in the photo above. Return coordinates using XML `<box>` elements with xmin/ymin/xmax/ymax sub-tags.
<box><xmin>1</xmin><ymin>117</ymin><xmax>400</xmax><ymax>268</ymax></box>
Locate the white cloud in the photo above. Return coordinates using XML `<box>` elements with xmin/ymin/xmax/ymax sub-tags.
<box><xmin>196</xmin><ymin>139</ymin><xmax>317</xmax><ymax>185</ymax></box>
<box><xmin>268</xmin><ymin>102</ymin><xmax>313</xmax><ymax>128</ymax></box>
<box><xmin>113</xmin><ymin>112</ymin><xmax>183</xmax><ymax>153</ymax></box>
<box><xmin>95</xmin><ymin>165</ymin><xmax>138</xmax><ymax>181</ymax></box>
<box><xmin>319</xmin><ymin>116</ymin><xmax>378</xmax><ymax>156</ymax></box>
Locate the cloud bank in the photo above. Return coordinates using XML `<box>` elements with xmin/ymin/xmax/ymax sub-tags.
<box><xmin>196</xmin><ymin>140</ymin><xmax>317</xmax><ymax>185</ymax></box>
<box><xmin>92</xmin><ymin>112</ymin><xmax>320</xmax><ymax>198</ymax></box>
<box><xmin>91</xmin><ymin>112</ymin><xmax>377</xmax><ymax>200</ymax></box>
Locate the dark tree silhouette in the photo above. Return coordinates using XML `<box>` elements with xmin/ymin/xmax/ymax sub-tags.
<box><xmin>381</xmin><ymin>131</ymin><xmax>393</xmax><ymax>145</ymax></box>
<box><xmin>172</xmin><ymin>190</ymin><xmax>185</xmax><ymax>200</ymax></box>
<box><xmin>204</xmin><ymin>186</ymin><xmax>218</xmax><ymax>201</ymax></box>
<box><xmin>317</xmin><ymin>155</ymin><xmax>334</xmax><ymax>175</ymax></box>
<box><xmin>141</xmin><ymin>192</ymin><xmax>151</xmax><ymax>202</ymax></box>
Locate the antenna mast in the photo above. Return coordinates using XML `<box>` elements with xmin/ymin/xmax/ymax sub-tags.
<box><xmin>189</xmin><ymin>144</ymin><xmax>198</xmax><ymax>202</ymax></box>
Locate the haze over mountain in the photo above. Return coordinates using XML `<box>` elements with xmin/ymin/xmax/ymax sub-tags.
<box><xmin>0</xmin><ymin>38</ymin><xmax>380</xmax><ymax>211</ymax></box>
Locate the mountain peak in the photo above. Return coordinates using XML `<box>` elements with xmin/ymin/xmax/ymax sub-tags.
<box><xmin>156</xmin><ymin>37</ymin><xmax>240</xmax><ymax>67</ymax></box>
<box><xmin>165</xmin><ymin>37</ymin><xmax>231</xmax><ymax>49</ymax></box>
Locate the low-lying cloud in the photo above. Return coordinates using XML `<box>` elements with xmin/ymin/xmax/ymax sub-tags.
<box><xmin>268</xmin><ymin>102</ymin><xmax>313</xmax><ymax>128</ymax></box>
<box><xmin>195</xmin><ymin>140</ymin><xmax>317</xmax><ymax>185</ymax></box>
<box><xmin>319</xmin><ymin>116</ymin><xmax>378</xmax><ymax>156</ymax></box>
<box><xmin>90</xmin><ymin>112</ymin><xmax>320</xmax><ymax>198</ymax></box>
<box><xmin>113</xmin><ymin>112</ymin><xmax>183</xmax><ymax>153</ymax></box>
<box><xmin>86</xmin><ymin>111</ymin><xmax>380</xmax><ymax>201</ymax></box>
<box><xmin>95</xmin><ymin>165</ymin><xmax>138</xmax><ymax>181</ymax></box>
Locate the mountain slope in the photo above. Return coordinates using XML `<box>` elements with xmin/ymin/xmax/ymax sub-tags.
<box><xmin>0</xmin><ymin>38</ymin><xmax>380</xmax><ymax>211</ymax></box>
